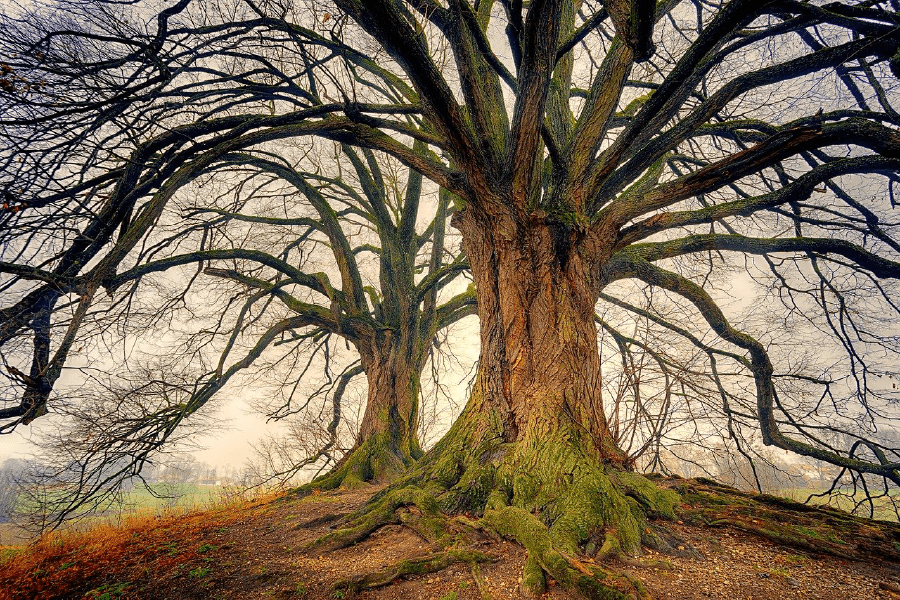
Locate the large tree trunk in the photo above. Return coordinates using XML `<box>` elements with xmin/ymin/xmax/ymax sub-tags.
<box><xmin>309</xmin><ymin>333</ymin><xmax>425</xmax><ymax>489</ymax></box>
<box><xmin>393</xmin><ymin>206</ymin><xmax>680</xmax><ymax>596</ymax></box>
<box><xmin>453</xmin><ymin>206</ymin><xmax>623</xmax><ymax>464</ymax></box>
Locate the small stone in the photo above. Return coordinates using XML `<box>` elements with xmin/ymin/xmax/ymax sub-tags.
<box><xmin>786</xmin><ymin>577</ymin><xmax>800</xmax><ymax>587</ymax></box>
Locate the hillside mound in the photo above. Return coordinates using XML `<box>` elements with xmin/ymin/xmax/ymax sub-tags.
<box><xmin>1</xmin><ymin>477</ymin><xmax>898</xmax><ymax>600</ymax></box>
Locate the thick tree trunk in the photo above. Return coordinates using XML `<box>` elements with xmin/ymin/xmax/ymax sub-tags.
<box><xmin>391</xmin><ymin>206</ymin><xmax>680</xmax><ymax>596</ymax></box>
<box><xmin>453</xmin><ymin>206</ymin><xmax>623</xmax><ymax>463</ymax></box>
<box><xmin>313</xmin><ymin>206</ymin><xmax>681</xmax><ymax>598</ymax></box>
<box><xmin>358</xmin><ymin>344</ymin><xmax>421</xmax><ymax>458</ymax></box>
<box><xmin>310</xmin><ymin>333</ymin><xmax>425</xmax><ymax>489</ymax></box>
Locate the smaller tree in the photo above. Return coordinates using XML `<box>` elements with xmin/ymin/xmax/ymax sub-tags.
<box><xmin>154</xmin><ymin>141</ymin><xmax>475</xmax><ymax>488</ymax></box>
<box><xmin>0</xmin><ymin>0</ymin><xmax>475</xmax><ymax>520</ymax></box>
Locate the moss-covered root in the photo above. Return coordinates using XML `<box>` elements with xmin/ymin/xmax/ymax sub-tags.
<box><xmin>304</xmin><ymin>486</ymin><xmax>447</xmax><ymax>552</ymax></box>
<box><xmin>675</xmin><ymin>478</ymin><xmax>900</xmax><ymax>561</ymax></box>
<box><xmin>483</xmin><ymin>501</ymin><xmax>651</xmax><ymax>600</ymax></box>
<box><xmin>521</xmin><ymin>551</ymin><xmax>547</xmax><ymax>597</ymax></box>
<box><xmin>332</xmin><ymin>548</ymin><xmax>496</xmax><ymax>595</ymax></box>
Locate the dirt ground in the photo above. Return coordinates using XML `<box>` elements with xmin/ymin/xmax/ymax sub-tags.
<box><xmin>2</xmin><ymin>480</ymin><xmax>899</xmax><ymax>600</ymax></box>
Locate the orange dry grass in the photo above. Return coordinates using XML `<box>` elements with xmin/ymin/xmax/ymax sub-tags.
<box><xmin>0</xmin><ymin>493</ymin><xmax>277</xmax><ymax>600</ymax></box>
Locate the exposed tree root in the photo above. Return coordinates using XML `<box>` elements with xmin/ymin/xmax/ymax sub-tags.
<box><xmin>304</xmin><ymin>486</ymin><xmax>446</xmax><ymax>552</ymax></box>
<box><xmin>293</xmin><ymin>512</ymin><xmax>345</xmax><ymax>530</ymax></box>
<box><xmin>482</xmin><ymin>493</ymin><xmax>650</xmax><ymax>600</ymax></box>
<box><xmin>303</xmin><ymin>423</ymin><xmax>681</xmax><ymax>599</ymax></box>
<box><xmin>708</xmin><ymin>517</ymin><xmax>855</xmax><ymax>560</ymax></box>
<box><xmin>640</xmin><ymin>523</ymin><xmax>700</xmax><ymax>559</ymax></box>
<box><xmin>299</xmin><ymin>418</ymin><xmax>898</xmax><ymax>600</ymax></box>
<box><xmin>672</xmin><ymin>477</ymin><xmax>900</xmax><ymax>562</ymax></box>
<box><xmin>468</xmin><ymin>560</ymin><xmax>492</xmax><ymax>600</ymax></box>
<box><xmin>331</xmin><ymin>548</ymin><xmax>496</xmax><ymax>595</ymax></box>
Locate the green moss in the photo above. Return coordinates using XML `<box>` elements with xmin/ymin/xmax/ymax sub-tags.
<box><xmin>309</xmin><ymin>405</ymin><xmax>680</xmax><ymax>600</ymax></box>
<box><xmin>481</xmin><ymin>431</ymin><xmax>658</xmax><ymax>556</ymax></box>
<box><xmin>620</xmin><ymin>91</ymin><xmax>653</xmax><ymax>117</ymax></box>
<box><xmin>484</xmin><ymin>505</ymin><xmax>630</xmax><ymax>600</ymax></box>
<box><xmin>307</xmin><ymin>486</ymin><xmax>443</xmax><ymax>552</ymax></box>
<box><xmin>429</xmin><ymin>448</ymin><xmax>464</xmax><ymax>489</ymax></box>
<box><xmin>85</xmin><ymin>582</ymin><xmax>131</xmax><ymax>599</ymax></box>
<box><xmin>613</xmin><ymin>471</ymin><xmax>680</xmax><ymax>520</ymax></box>
<box><xmin>293</xmin><ymin>433</ymin><xmax>417</xmax><ymax>495</ymax></box>
<box><xmin>338</xmin><ymin>473</ymin><xmax>368</xmax><ymax>490</ymax></box>
<box><xmin>188</xmin><ymin>566</ymin><xmax>210</xmax><ymax>578</ymax></box>
<box><xmin>549</xmin><ymin>469</ymin><xmax>640</xmax><ymax>555</ymax></box>
<box><xmin>794</xmin><ymin>525</ymin><xmax>823</xmax><ymax>539</ymax></box>
<box><xmin>522</xmin><ymin>552</ymin><xmax>546</xmax><ymax>596</ymax></box>
<box><xmin>440</xmin><ymin>462</ymin><xmax>495</xmax><ymax>514</ymax></box>
<box><xmin>596</xmin><ymin>531</ymin><xmax>621</xmax><ymax>560</ymax></box>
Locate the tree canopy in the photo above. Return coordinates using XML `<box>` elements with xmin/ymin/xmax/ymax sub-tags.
<box><xmin>3</xmin><ymin>1</ymin><xmax>900</xmax><ymax>596</ymax></box>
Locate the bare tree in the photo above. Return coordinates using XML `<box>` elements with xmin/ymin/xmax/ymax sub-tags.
<box><xmin>3</xmin><ymin>0</ymin><xmax>900</xmax><ymax>596</ymax></box>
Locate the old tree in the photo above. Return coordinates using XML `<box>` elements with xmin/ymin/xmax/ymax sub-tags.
<box><xmin>280</xmin><ymin>0</ymin><xmax>900</xmax><ymax>595</ymax></box>
<box><xmin>4</xmin><ymin>0</ymin><xmax>900</xmax><ymax>597</ymax></box>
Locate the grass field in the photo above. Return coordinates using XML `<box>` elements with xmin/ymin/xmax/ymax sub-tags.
<box><xmin>116</xmin><ymin>483</ymin><xmax>224</xmax><ymax>511</ymax></box>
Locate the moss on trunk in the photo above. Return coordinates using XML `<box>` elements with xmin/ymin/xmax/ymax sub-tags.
<box><xmin>411</xmin><ymin>399</ymin><xmax>679</xmax><ymax>552</ymax></box>
<box><xmin>303</xmin><ymin>432</ymin><xmax>418</xmax><ymax>492</ymax></box>
<box><xmin>299</xmin><ymin>332</ymin><xmax>426</xmax><ymax>491</ymax></box>
<box><xmin>313</xmin><ymin>397</ymin><xmax>679</xmax><ymax>598</ymax></box>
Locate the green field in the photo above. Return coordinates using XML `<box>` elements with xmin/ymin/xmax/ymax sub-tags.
<box><xmin>116</xmin><ymin>483</ymin><xmax>223</xmax><ymax>511</ymax></box>
<box><xmin>777</xmin><ymin>487</ymin><xmax>899</xmax><ymax>521</ymax></box>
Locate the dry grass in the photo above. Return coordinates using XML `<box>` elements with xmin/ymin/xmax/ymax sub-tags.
<box><xmin>0</xmin><ymin>491</ymin><xmax>279</xmax><ymax>600</ymax></box>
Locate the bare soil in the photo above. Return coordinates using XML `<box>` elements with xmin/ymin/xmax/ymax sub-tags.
<box><xmin>2</xmin><ymin>479</ymin><xmax>898</xmax><ymax>600</ymax></box>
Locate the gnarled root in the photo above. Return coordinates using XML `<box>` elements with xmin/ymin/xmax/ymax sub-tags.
<box><xmin>304</xmin><ymin>423</ymin><xmax>681</xmax><ymax>600</ymax></box>
<box><xmin>331</xmin><ymin>548</ymin><xmax>496</xmax><ymax>595</ymax></box>
<box><xmin>483</xmin><ymin>493</ymin><xmax>651</xmax><ymax>600</ymax></box>
<box><xmin>304</xmin><ymin>486</ymin><xmax>447</xmax><ymax>552</ymax></box>
<box><xmin>675</xmin><ymin>477</ymin><xmax>900</xmax><ymax>562</ymax></box>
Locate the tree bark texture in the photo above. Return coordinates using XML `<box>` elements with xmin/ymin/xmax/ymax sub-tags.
<box><xmin>311</xmin><ymin>331</ymin><xmax>426</xmax><ymax>489</ymax></box>
<box><xmin>453</xmin><ymin>203</ymin><xmax>623</xmax><ymax>464</ymax></box>
<box><xmin>391</xmin><ymin>205</ymin><xmax>678</xmax><ymax>573</ymax></box>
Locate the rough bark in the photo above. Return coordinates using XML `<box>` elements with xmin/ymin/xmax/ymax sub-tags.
<box><xmin>449</xmin><ymin>203</ymin><xmax>622</xmax><ymax>465</ymax></box>
<box><xmin>305</xmin><ymin>332</ymin><xmax>426</xmax><ymax>490</ymax></box>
